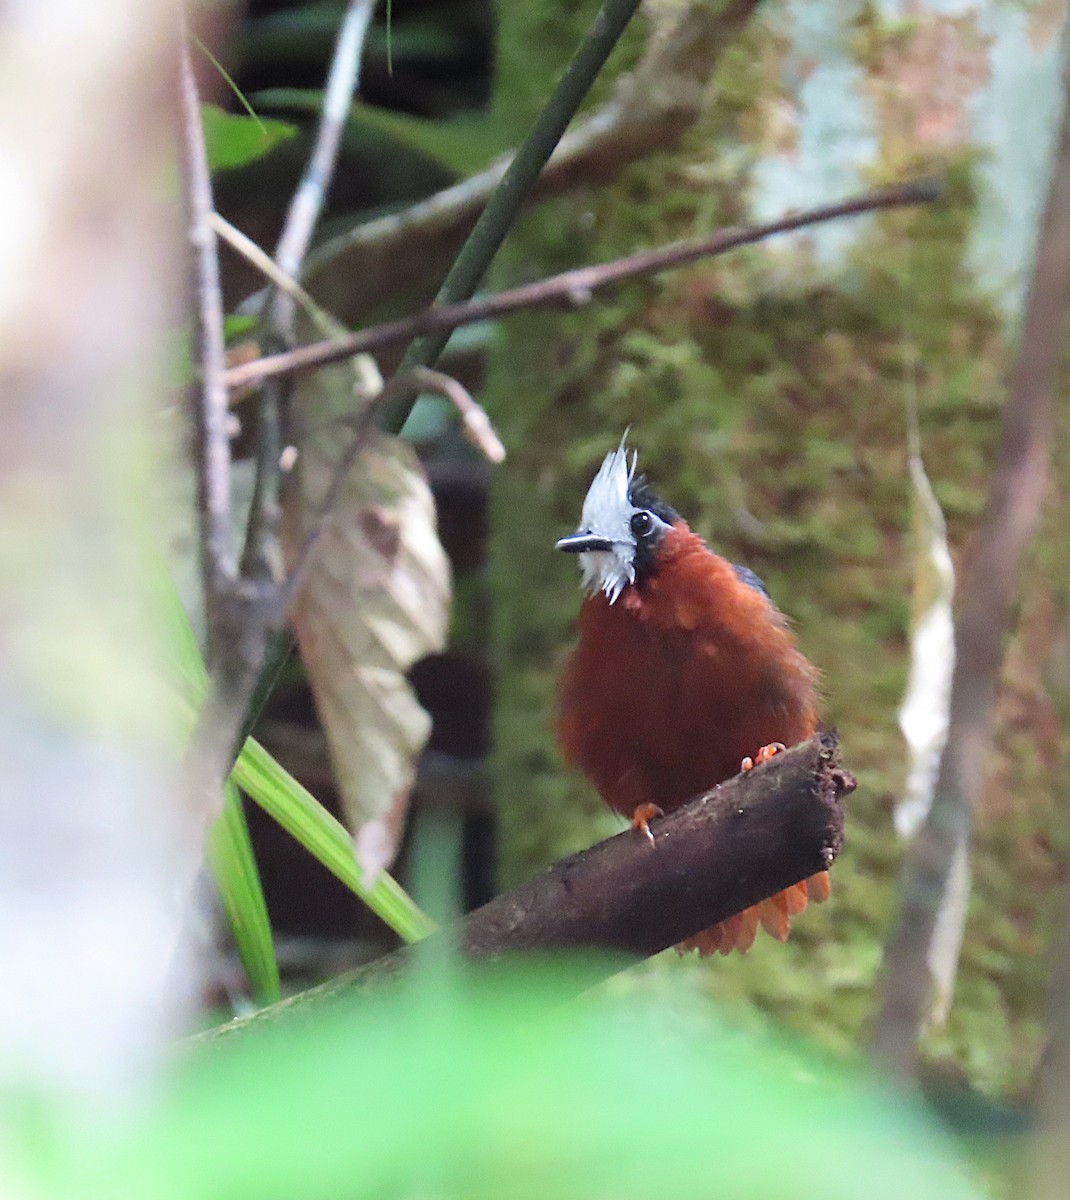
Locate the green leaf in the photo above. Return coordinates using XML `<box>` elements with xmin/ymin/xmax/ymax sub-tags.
<box><xmin>250</xmin><ymin>88</ymin><xmax>511</xmax><ymax>176</ymax></box>
<box><xmin>232</xmin><ymin>737</ymin><xmax>438</xmax><ymax>944</ymax></box>
<box><xmin>224</xmin><ymin>313</ymin><xmax>258</xmax><ymax>342</ymax></box>
<box><xmin>201</xmin><ymin>102</ymin><xmax>298</xmax><ymax>173</ymax></box>
<box><xmin>208</xmin><ymin>783</ymin><xmax>281</xmax><ymax>1006</ymax></box>
<box><xmin>349</xmin><ymin>101</ymin><xmax>509</xmax><ymax>177</ymax></box>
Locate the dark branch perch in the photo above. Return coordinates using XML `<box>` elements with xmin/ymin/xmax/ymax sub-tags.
<box><xmin>463</xmin><ymin>732</ymin><xmax>851</xmax><ymax>959</ymax></box>
<box><xmin>200</xmin><ymin>733</ymin><xmax>853</xmax><ymax>1041</ymax></box>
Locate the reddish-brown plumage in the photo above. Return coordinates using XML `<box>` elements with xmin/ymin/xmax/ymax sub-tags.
<box><xmin>557</xmin><ymin>520</ymin><xmax>826</xmax><ymax>955</ymax></box>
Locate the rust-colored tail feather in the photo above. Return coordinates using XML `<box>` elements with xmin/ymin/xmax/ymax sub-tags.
<box><xmin>679</xmin><ymin>871</ymin><xmax>831</xmax><ymax>958</ymax></box>
<box><xmin>807</xmin><ymin>869</ymin><xmax>832</xmax><ymax>903</ymax></box>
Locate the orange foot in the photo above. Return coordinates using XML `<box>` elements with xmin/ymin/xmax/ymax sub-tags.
<box><xmin>740</xmin><ymin>742</ymin><xmax>786</xmax><ymax>772</ymax></box>
<box><xmin>631</xmin><ymin>802</ymin><xmax>664</xmax><ymax>848</ymax></box>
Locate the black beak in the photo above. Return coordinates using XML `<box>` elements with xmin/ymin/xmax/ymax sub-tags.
<box><xmin>556</xmin><ymin>531</ymin><xmax>614</xmax><ymax>553</ymax></box>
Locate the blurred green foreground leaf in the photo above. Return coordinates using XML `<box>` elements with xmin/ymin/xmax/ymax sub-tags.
<box><xmin>12</xmin><ymin>964</ymin><xmax>980</xmax><ymax>1200</ymax></box>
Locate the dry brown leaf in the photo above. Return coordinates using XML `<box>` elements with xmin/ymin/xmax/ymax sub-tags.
<box><xmin>287</xmin><ymin>369</ymin><xmax>451</xmax><ymax>884</ymax></box>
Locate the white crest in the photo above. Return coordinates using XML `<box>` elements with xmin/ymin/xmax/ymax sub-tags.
<box><xmin>563</xmin><ymin>435</ymin><xmax>642</xmax><ymax>604</ymax></box>
<box><xmin>580</xmin><ymin>437</ymin><xmax>636</xmax><ymax>534</ymax></box>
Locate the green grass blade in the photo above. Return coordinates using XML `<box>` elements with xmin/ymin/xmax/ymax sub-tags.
<box><xmin>208</xmin><ymin>782</ymin><xmax>282</xmax><ymax>1005</ymax></box>
<box><xmin>233</xmin><ymin>737</ymin><xmax>438</xmax><ymax>944</ymax></box>
<box><xmin>193</xmin><ymin>33</ymin><xmax>267</xmax><ymax>132</ymax></box>
<box><xmin>155</xmin><ymin>568</ymin><xmax>282</xmax><ymax>1005</ymax></box>
<box><xmin>155</xmin><ymin>561</ymin><xmax>435</xmax><ymax>949</ymax></box>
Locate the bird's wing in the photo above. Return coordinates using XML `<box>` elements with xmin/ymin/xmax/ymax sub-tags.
<box><xmin>731</xmin><ymin>563</ymin><xmax>770</xmax><ymax>599</ymax></box>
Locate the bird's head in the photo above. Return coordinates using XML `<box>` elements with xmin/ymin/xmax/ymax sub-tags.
<box><xmin>556</xmin><ymin>436</ymin><xmax>679</xmax><ymax>604</ymax></box>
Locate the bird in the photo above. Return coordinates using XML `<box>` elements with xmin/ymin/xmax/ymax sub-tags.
<box><xmin>555</xmin><ymin>436</ymin><xmax>830</xmax><ymax>955</ymax></box>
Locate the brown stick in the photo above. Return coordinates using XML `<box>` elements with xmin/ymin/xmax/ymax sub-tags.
<box><xmin>241</xmin><ymin>0</ymin><xmax>377</xmax><ymax>582</ymax></box>
<box><xmin>188</xmin><ymin>2</ymin><xmax>381</xmax><ymax>815</ymax></box>
<box><xmin>224</xmin><ymin>179</ymin><xmax>942</xmax><ymax>393</ymax></box>
<box><xmin>463</xmin><ymin>732</ymin><xmax>850</xmax><ymax>959</ymax></box>
<box><xmin>178</xmin><ymin>29</ymin><xmax>237</xmax><ymax>624</ymax></box>
<box><xmin>197</xmin><ymin>733</ymin><xmax>853</xmax><ymax>1040</ymax></box>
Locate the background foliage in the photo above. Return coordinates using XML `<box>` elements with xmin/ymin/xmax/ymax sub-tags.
<box><xmin>1</xmin><ymin>0</ymin><xmax>1067</xmax><ymax>1197</ymax></box>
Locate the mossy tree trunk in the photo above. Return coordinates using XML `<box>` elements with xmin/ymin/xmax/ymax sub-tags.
<box><xmin>485</xmin><ymin>0</ymin><xmax>1070</xmax><ymax>1094</ymax></box>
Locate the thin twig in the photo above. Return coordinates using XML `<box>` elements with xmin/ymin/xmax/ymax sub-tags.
<box><xmin>408</xmin><ymin>367</ymin><xmax>506</xmax><ymax>463</ymax></box>
<box><xmin>383</xmin><ymin>0</ymin><xmax>648</xmax><ymax>432</ymax></box>
<box><xmin>210</xmin><ymin>212</ymin><xmax>342</xmax><ymax>340</ymax></box>
<box><xmin>225</xmin><ymin>179</ymin><xmax>943</xmax><ymax>394</ymax></box>
<box><xmin>872</xmin><ymin>30</ymin><xmax>1070</xmax><ymax>1079</ymax></box>
<box><xmin>178</xmin><ymin>27</ymin><xmax>236</xmax><ymax>646</ymax></box>
<box><xmin>191</xmin><ymin>2</ymin><xmax>378</xmax><ymax>813</ymax></box>
<box><xmin>181</xmin><ymin>16</ymin><xmax>287</xmax><ymax>868</ymax></box>
<box><xmin>241</xmin><ymin>372</ymin><xmax>287</xmax><ymax>582</ymax></box>
<box><xmin>211</xmin><ymin>212</ymin><xmax>386</xmax><ymax>423</ymax></box>
<box><xmin>242</xmin><ymin>0</ymin><xmax>376</xmax><ymax>581</ymax></box>
<box><xmin>273</xmin><ymin>0</ymin><xmax>375</xmax><ymax>289</ymax></box>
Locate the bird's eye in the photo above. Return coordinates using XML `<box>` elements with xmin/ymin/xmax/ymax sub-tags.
<box><xmin>630</xmin><ymin>510</ymin><xmax>654</xmax><ymax>538</ymax></box>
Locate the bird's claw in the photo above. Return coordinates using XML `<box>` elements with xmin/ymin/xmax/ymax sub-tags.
<box><xmin>740</xmin><ymin>742</ymin><xmax>786</xmax><ymax>772</ymax></box>
<box><xmin>631</xmin><ymin>802</ymin><xmax>664</xmax><ymax>847</ymax></box>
